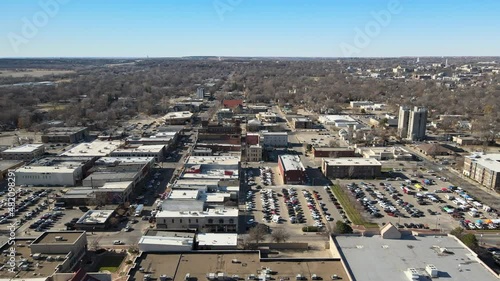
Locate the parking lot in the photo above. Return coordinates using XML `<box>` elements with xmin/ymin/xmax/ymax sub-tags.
<box><xmin>337</xmin><ymin>173</ymin><xmax>499</xmax><ymax>232</ymax></box>
<box><xmin>244</xmin><ymin>184</ymin><xmax>345</xmax><ymax>235</ymax></box>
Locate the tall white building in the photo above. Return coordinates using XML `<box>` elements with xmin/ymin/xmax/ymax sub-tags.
<box><xmin>398</xmin><ymin>106</ymin><xmax>427</xmax><ymax>141</ymax></box>
<box><xmin>397</xmin><ymin>106</ymin><xmax>410</xmax><ymax>139</ymax></box>
<box><xmin>260</xmin><ymin>131</ymin><xmax>288</xmax><ymax>147</ymax></box>
<box><xmin>408</xmin><ymin>106</ymin><xmax>428</xmax><ymax>141</ymax></box>
<box><xmin>197</xmin><ymin>87</ymin><xmax>205</xmax><ymax>99</ymax></box>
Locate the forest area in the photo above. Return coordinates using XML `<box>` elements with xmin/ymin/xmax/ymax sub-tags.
<box><xmin>0</xmin><ymin>57</ymin><xmax>498</xmax><ymax>140</ymax></box>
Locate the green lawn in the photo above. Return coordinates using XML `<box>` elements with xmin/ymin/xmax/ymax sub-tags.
<box><xmin>330</xmin><ymin>185</ymin><xmax>378</xmax><ymax>228</ymax></box>
<box><xmin>98</xmin><ymin>255</ymin><xmax>125</xmax><ymax>273</ymax></box>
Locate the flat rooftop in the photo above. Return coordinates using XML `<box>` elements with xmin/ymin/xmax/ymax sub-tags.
<box><xmin>131</xmin><ymin>253</ymin><xmax>349</xmax><ymax>281</ymax></box>
<box><xmin>466</xmin><ymin>153</ymin><xmax>500</xmax><ymax>172</ymax></box>
<box><xmin>77</xmin><ymin>210</ymin><xmax>114</xmax><ymax>224</ymax></box>
<box><xmin>0</xmin><ymin>160</ymin><xmax>23</xmax><ymax>171</ymax></box>
<box><xmin>95</xmin><ymin>156</ymin><xmax>154</xmax><ymax>165</ymax></box>
<box><xmin>196</xmin><ymin>233</ymin><xmax>238</xmax><ymax>247</ymax></box>
<box><xmin>324</xmin><ymin>157</ymin><xmax>381</xmax><ymax>166</ymax></box>
<box><xmin>2</xmin><ymin>143</ymin><xmax>44</xmax><ymax>153</ymax></box>
<box><xmin>156</xmin><ymin>208</ymin><xmax>239</xmax><ymax>218</ymax></box>
<box><xmin>112</xmin><ymin>144</ymin><xmax>165</xmax><ymax>154</ymax></box>
<box><xmin>279</xmin><ymin>154</ymin><xmax>305</xmax><ymax>171</ymax></box>
<box><xmin>99</xmin><ymin>181</ymin><xmax>132</xmax><ymax>190</ymax></box>
<box><xmin>335</xmin><ymin>235</ymin><xmax>499</xmax><ymax>281</ymax></box>
<box><xmin>168</xmin><ymin>189</ymin><xmax>200</xmax><ymax>200</ymax></box>
<box><xmin>61</xmin><ymin>140</ymin><xmax>122</xmax><ymax>157</ymax></box>
<box><xmin>186</xmin><ymin>156</ymin><xmax>240</xmax><ymax>166</ymax></box>
<box><xmin>261</xmin><ymin>131</ymin><xmax>288</xmax><ymax>136</ymax></box>
<box><xmin>163</xmin><ymin>111</ymin><xmax>193</xmax><ymax>120</ymax></box>
<box><xmin>0</xmin><ymin>239</ymin><xmax>66</xmax><ymax>278</ymax></box>
<box><xmin>33</xmin><ymin>231</ymin><xmax>84</xmax><ymax>245</ymax></box>
<box><xmin>16</xmin><ymin>165</ymin><xmax>80</xmax><ymax>173</ymax></box>
<box><xmin>313</xmin><ymin>147</ymin><xmax>354</xmax><ymax>151</ymax></box>
<box><xmin>44</xmin><ymin>126</ymin><xmax>87</xmax><ymax>135</ymax></box>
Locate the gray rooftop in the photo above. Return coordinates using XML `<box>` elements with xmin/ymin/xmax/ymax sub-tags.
<box><xmin>335</xmin><ymin>235</ymin><xmax>499</xmax><ymax>281</ymax></box>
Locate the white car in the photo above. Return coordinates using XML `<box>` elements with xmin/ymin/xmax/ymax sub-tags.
<box><xmin>113</xmin><ymin>240</ymin><xmax>123</xmax><ymax>245</ymax></box>
<box><xmin>325</xmin><ymin>215</ymin><xmax>332</xmax><ymax>221</ymax></box>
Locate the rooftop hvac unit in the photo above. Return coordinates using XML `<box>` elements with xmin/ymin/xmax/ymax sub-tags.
<box><xmin>54</xmin><ymin>236</ymin><xmax>63</xmax><ymax>241</ymax></box>
<box><xmin>185</xmin><ymin>273</ymin><xmax>191</xmax><ymax>281</ymax></box>
<box><xmin>160</xmin><ymin>275</ymin><xmax>172</xmax><ymax>281</ymax></box>
<box><xmin>207</xmin><ymin>273</ymin><xmax>216</xmax><ymax>280</ymax></box>
<box><xmin>404</xmin><ymin>268</ymin><xmax>419</xmax><ymax>281</ymax></box>
<box><xmin>425</xmin><ymin>264</ymin><xmax>438</xmax><ymax>278</ymax></box>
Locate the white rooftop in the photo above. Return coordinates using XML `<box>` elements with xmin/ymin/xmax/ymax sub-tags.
<box><xmin>279</xmin><ymin>154</ymin><xmax>305</xmax><ymax>171</ymax></box>
<box><xmin>336</xmin><ymin>235</ymin><xmax>499</xmax><ymax>281</ymax></box>
<box><xmin>186</xmin><ymin>156</ymin><xmax>240</xmax><ymax>166</ymax></box>
<box><xmin>61</xmin><ymin>140</ymin><xmax>122</xmax><ymax>157</ymax></box>
<box><xmin>99</xmin><ymin>181</ymin><xmax>132</xmax><ymax>190</ymax></box>
<box><xmin>205</xmin><ymin>193</ymin><xmax>230</xmax><ymax>203</ymax></box>
<box><xmin>324</xmin><ymin>157</ymin><xmax>382</xmax><ymax>166</ymax></box>
<box><xmin>95</xmin><ymin>157</ymin><xmax>154</xmax><ymax>165</ymax></box>
<box><xmin>3</xmin><ymin>143</ymin><xmax>44</xmax><ymax>153</ymax></box>
<box><xmin>77</xmin><ymin>210</ymin><xmax>114</xmax><ymax>224</ymax></box>
<box><xmin>466</xmin><ymin>153</ymin><xmax>500</xmax><ymax>172</ymax></box>
<box><xmin>260</xmin><ymin>131</ymin><xmax>288</xmax><ymax>136</ymax></box>
<box><xmin>139</xmin><ymin>235</ymin><xmax>193</xmax><ymax>247</ymax></box>
<box><xmin>163</xmin><ymin>111</ymin><xmax>193</xmax><ymax>120</ymax></box>
<box><xmin>156</xmin><ymin>208</ymin><xmax>239</xmax><ymax>218</ymax></box>
<box><xmin>112</xmin><ymin>144</ymin><xmax>165</xmax><ymax>153</ymax></box>
<box><xmin>197</xmin><ymin>233</ymin><xmax>238</xmax><ymax>247</ymax></box>
<box><xmin>16</xmin><ymin>165</ymin><xmax>80</xmax><ymax>173</ymax></box>
<box><xmin>168</xmin><ymin>189</ymin><xmax>200</xmax><ymax>200</ymax></box>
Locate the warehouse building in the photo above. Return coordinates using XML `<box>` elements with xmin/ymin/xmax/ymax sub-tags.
<box><xmin>278</xmin><ymin>154</ymin><xmax>305</xmax><ymax>184</ymax></box>
<box><xmin>163</xmin><ymin>111</ymin><xmax>193</xmax><ymax>125</ymax></box>
<box><xmin>322</xmin><ymin>158</ymin><xmax>381</xmax><ymax>179</ymax></box>
<box><xmin>41</xmin><ymin>127</ymin><xmax>89</xmax><ymax>143</ymax></box>
<box><xmin>1</xmin><ymin>143</ymin><xmax>45</xmax><ymax>161</ymax></box>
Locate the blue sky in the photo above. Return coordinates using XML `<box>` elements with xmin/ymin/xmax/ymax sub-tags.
<box><xmin>0</xmin><ymin>0</ymin><xmax>499</xmax><ymax>57</ymax></box>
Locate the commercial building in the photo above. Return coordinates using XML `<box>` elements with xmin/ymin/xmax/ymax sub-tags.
<box><xmin>452</xmin><ymin>135</ymin><xmax>482</xmax><ymax>146</ymax></box>
<box><xmin>417</xmin><ymin>143</ymin><xmax>454</xmax><ymax>156</ymax></box>
<box><xmin>350</xmin><ymin>101</ymin><xmax>374</xmax><ymax>108</ymax></box>
<box><xmin>163</xmin><ymin>111</ymin><xmax>193</xmax><ymax>125</ymax></box>
<box><xmin>15</xmin><ymin>164</ymin><xmax>83</xmax><ymax>187</ymax></box>
<box><xmin>196</xmin><ymin>233</ymin><xmax>238</xmax><ymax>250</ymax></box>
<box><xmin>0</xmin><ymin>231</ymin><xmax>88</xmax><ymax>279</ymax></box>
<box><xmin>318</xmin><ymin>115</ymin><xmax>363</xmax><ymax>129</ymax></box>
<box><xmin>260</xmin><ymin>131</ymin><xmax>288</xmax><ymax>147</ymax></box>
<box><xmin>245</xmin><ymin>145</ymin><xmax>262</xmax><ymax>162</ymax></box>
<box><xmin>110</xmin><ymin>144</ymin><xmax>165</xmax><ymax>162</ymax></box>
<box><xmin>278</xmin><ymin>155</ymin><xmax>305</xmax><ymax>184</ymax></box>
<box><xmin>61</xmin><ymin>140</ymin><xmax>122</xmax><ymax>157</ymax></box>
<box><xmin>75</xmin><ymin>210</ymin><xmax>115</xmax><ymax>230</ymax></box>
<box><xmin>0</xmin><ymin>160</ymin><xmax>23</xmax><ymax>180</ymax></box>
<box><xmin>322</xmin><ymin>158</ymin><xmax>381</xmax><ymax>179</ymax></box>
<box><xmin>463</xmin><ymin>153</ymin><xmax>500</xmax><ymax>191</ymax></box>
<box><xmin>1</xmin><ymin>143</ymin><xmax>45</xmax><ymax>161</ymax></box>
<box><xmin>398</xmin><ymin>106</ymin><xmax>428</xmax><ymax>141</ymax></box>
<box><xmin>312</xmin><ymin>147</ymin><xmax>356</xmax><ymax>158</ymax></box>
<box><xmin>257</xmin><ymin>112</ymin><xmax>279</xmax><ymax>123</ymax></box>
<box><xmin>335</xmin><ymin>234</ymin><xmax>499</xmax><ymax>281</ymax></box>
<box><xmin>129</xmin><ymin>253</ymin><xmax>349</xmax><ymax>281</ymax></box>
<box><xmin>155</xmin><ymin>208</ymin><xmax>239</xmax><ymax>232</ymax></box>
<box><xmin>41</xmin><ymin>127</ymin><xmax>89</xmax><ymax>143</ymax></box>
<box><xmin>95</xmin><ymin>181</ymin><xmax>134</xmax><ymax>203</ymax></box>
<box><xmin>138</xmin><ymin>230</ymin><xmax>195</xmax><ymax>252</ymax></box>
<box><xmin>245</xmin><ymin>132</ymin><xmax>260</xmax><ymax>145</ymax></box>
<box><xmin>292</xmin><ymin>117</ymin><xmax>313</xmax><ymax>129</ymax></box>
<box><xmin>356</xmin><ymin>146</ymin><xmax>413</xmax><ymax>161</ymax></box>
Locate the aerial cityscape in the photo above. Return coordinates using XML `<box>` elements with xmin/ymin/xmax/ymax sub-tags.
<box><xmin>0</xmin><ymin>1</ymin><xmax>499</xmax><ymax>281</ymax></box>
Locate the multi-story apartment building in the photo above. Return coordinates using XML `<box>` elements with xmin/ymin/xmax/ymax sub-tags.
<box><xmin>463</xmin><ymin>153</ymin><xmax>500</xmax><ymax>191</ymax></box>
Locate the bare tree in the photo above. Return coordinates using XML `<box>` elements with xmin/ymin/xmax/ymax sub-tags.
<box><xmin>248</xmin><ymin>224</ymin><xmax>268</xmax><ymax>244</ymax></box>
<box><xmin>271</xmin><ymin>228</ymin><xmax>290</xmax><ymax>243</ymax></box>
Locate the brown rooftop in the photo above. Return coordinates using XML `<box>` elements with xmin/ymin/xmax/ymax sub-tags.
<box><xmin>33</xmin><ymin>231</ymin><xmax>85</xmax><ymax>245</ymax></box>
<box><xmin>0</xmin><ymin>239</ymin><xmax>65</xmax><ymax>278</ymax></box>
<box><xmin>132</xmin><ymin>253</ymin><xmax>349</xmax><ymax>281</ymax></box>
